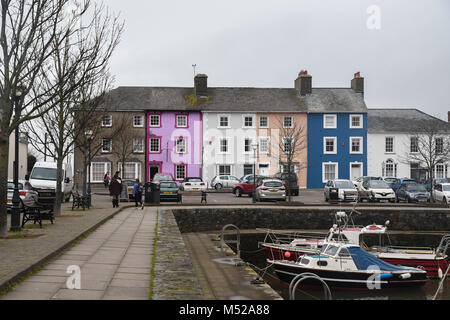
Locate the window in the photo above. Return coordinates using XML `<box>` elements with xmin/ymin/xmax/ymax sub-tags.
<box><xmin>218</xmin><ymin>115</ymin><xmax>230</xmax><ymax>128</ymax></box>
<box><xmin>102</xmin><ymin>115</ymin><xmax>112</xmax><ymax>127</ymax></box>
<box><xmin>410</xmin><ymin>137</ymin><xmax>419</xmax><ymax>153</ymax></box>
<box><xmin>323</xmin><ymin>114</ymin><xmax>337</xmax><ymax>129</ymax></box>
<box><xmin>91</xmin><ymin>162</ymin><xmax>111</xmax><ymax>183</ymax></box>
<box><xmin>244</xmin><ymin>138</ymin><xmax>252</xmax><ymax>153</ymax></box>
<box><xmin>176</xmin><ymin>115</ymin><xmax>188</xmax><ymax>128</ymax></box>
<box><xmin>283</xmin><ymin>116</ymin><xmax>293</xmax><ymax>128</ymax></box>
<box><xmin>436</xmin><ymin>138</ymin><xmax>444</xmax><ymax>154</ymax></box>
<box><xmin>323</xmin><ymin>163</ymin><xmax>338</xmax><ymax>183</ymax></box>
<box><xmin>385</xmin><ymin>137</ymin><xmax>394</xmax><ymax>153</ymax></box>
<box><xmin>243</xmin><ymin>115</ymin><xmax>254</xmax><ymax>128</ymax></box>
<box><xmin>176</xmin><ymin>164</ymin><xmax>187</xmax><ymax>180</ymax></box>
<box><xmin>219</xmin><ymin>138</ymin><xmax>229</xmax><ymax>154</ymax></box>
<box><xmin>436</xmin><ymin>164</ymin><xmax>445</xmax><ymax>179</ymax></box>
<box><xmin>383</xmin><ymin>159</ymin><xmax>397</xmax><ymax>178</ymax></box>
<box><xmin>350</xmin><ymin>115</ymin><xmax>363</xmax><ymax>128</ymax></box>
<box><xmin>101</xmin><ymin>139</ymin><xmax>112</xmax><ymax>153</ymax></box>
<box><xmin>176</xmin><ymin>137</ymin><xmax>187</xmax><ymax>153</ymax></box>
<box><xmin>259</xmin><ymin>116</ymin><xmax>269</xmax><ymax>128</ymax></box>
<box><xmin>149</xmin><ymin>115</ymin><xmax>161</xmax><ymax>127</ymax></box>
<box><xmin>259</xmin><ymin>137</ymin><xmax>270</xmax><ymax>154</ymax></box>
<box><xmin>133</xmin><ymin>115</ymin><xmax>144</xmax><ymax>127</ymax></box>
<box><xmin>282</xmin><ymin>137</ymin><xmax>294</xmax><ymax>154</ymax></box>
<box><xmin>133</xmin><ymin>138</ymin><xmax>144</xmax><ymax>153</ymax></box>
<box><xmin>118</xmin><ymin>162</ymin><xmax>141</xmax><ymax>180</ymax></box>
<box><xmin>350</xmin><ymin>137</ymin><xmax>363</xmax><ymax>154</ymax></box>
<box><xmin>243</xmin><ymin>164</ymin><xmax>254</xmax><ymax>175</ymax></box>
<box><xmin>323</xmin><ymin>137</ymin><xmax>337</xmax><ymax>154</ymax></box>
<box><xmin>218</xmin><ymin>165</ymin><xmax>231</xmax><ymax>176</ymax></box>
<box><xmin>150</xmin><ymin>138</ymin><xmax>160</xmax><ymax>153</ymax></box>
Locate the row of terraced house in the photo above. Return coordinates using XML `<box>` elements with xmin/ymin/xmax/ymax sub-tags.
<box><xmin>73</xmin><ymin>71</ymin><xmax>450</xmax><ymax>190</ymax></box>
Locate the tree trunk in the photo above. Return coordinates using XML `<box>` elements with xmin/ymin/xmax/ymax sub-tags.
<box><xmin>54</xmin><ymin>157</ymin><xmax>64</xmax><ymax>217</ymax></box>
<box><xmin>0</xmin><ymin>133</ymin><xmax>10</xmax><ymax>238</ymax></box>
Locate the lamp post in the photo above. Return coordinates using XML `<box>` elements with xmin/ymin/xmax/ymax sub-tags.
<box><xmin>85</xmin><ymin>130</ymin><xmax>93</xmax><ymax>207</ymax></box>
<box><xmin>252</xmin><ymin>143</ymin><xmax>259</xmax><ymax>204</ymax></box>
<box><xmin>10</xmin><ymin>85</ymin><xmax>25</xmax><ymax>232</ymax></box>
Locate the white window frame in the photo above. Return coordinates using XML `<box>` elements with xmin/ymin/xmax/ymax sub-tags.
<box><xmin>133</xmin><ymin>115</ymin><xmax>144</xmax><ymax>128</ymax></box>
<box><xmin>217</xmin><ymin>165</ymin><xmax>232</xmax><ymax>176</ymax></box>
<box><xmin>283</xmin><ymin>116</ymin><xmax>293</xmax><ymax>128</ymax></box>
<box><xmin>176</xmin><ymin>137</ymin><xmax>187</xmax><ymax>154</ymax></box>
<box><xmin>244</xmin><ymin>138</ymin><xmax>253</xmax><ymax>154</ymax></box>
<box><xmin>90</xmin><ymin>162</ymin><xmax>111</xmax><ymax>183</ymax></box>
<box><xmin>149</xmin><ymin>114</ymin><xmax>161</xmax><ymax>127</ymax></box>
<box><xmin>133</xmin><ymin>137</ymin><xmax>144</xmax><ymax>153</ymax></box>
<box><xmin>349</xmin><ymin>162</ymin><xmax>364</xmax><ymax>180</ymax></box>
<box><xmin>101</xmin><ymin>138</ymin><xmax>112</xmax><ymax>153</ymax></box>
<box><xmin>175</xmin><ymin>164</ymin><xmax>187</xmax><ymax>180</ymax></box>
<box><xmin>242</xmin><ymin>114</ymin><xmax>255</xmax><ymax>129</ymax></box>
<box><xmin>385</xmin><ymin>136</ymin><xmax>394</xmax><ymax>153</ymax></box>
<box><xmin>323</xmin><ymin>137</ymin><xmax>337</xmax><ymax>155</ymax></box>
<box><xmin>218</xmin><ymin>137</ymin><xmax>231</xmax><ymax>154</ymax></box>
<box><xmin>101</xmin><ymin>115</ymin><xmax>112</xmax><ymax>128</ymax></box>
<box><xmin>259</xmin><ymin>137</ymin><xmax>270</xmax><ymax>154</ymax></box>
<box><xmin>218</xmin><ymin>114</ymin><xmax>231</xmax><ymax>129</ymax></box>
<box><xmin>149</xmin><ymin>137</ymin><xmax>161</xmax><ymax>153</ymax></box>
<box><xmin>282</xmin><ymin>137</ymin><xmax>295</xmax><ymax>154</ymax></box>
<box><xmin>118</xmin><ymin>162</ymin><xmax>142</xmax><ymax>180</ymax></box>
<box><xmin>349</xmin><ymin>137</ymin><xmax>363</xmax><ymax>154</ymax></box>
<box><xmin>323</xmin><ymin>114</ymin><xmax>337</xmax><ymax>129</ymax></box>
<box><xmin>410</xmin><ymin>136</ymin><xmax>419</xmax><ymax>153</ymax></box>
<box><xmin>322</xmin><ymin>162</ymin><xmax>338</xmax><ymax>183</ymax></box>
<box><xmin>259</xmin><ymin>116</ymin><xmax>269</xmax><ymax>128</ymax></box>
<box><xmin>435</xmin><ymin>164</ymin><xmax>445</xmax><ymax>179</ymax></box>
<box><xmin>176</xmin><ymin>115</ymin><xmax>188</xmax><ymax>128</ymax></box>
<box><xmin>349</xmin><ymin>114</ymin><xmax>363</xmax><ymax>129</ymax></box>
<box><xmin>435</xmin><ymin>137</ymin><xmax>444</xmax><ymax>154</ymax></box>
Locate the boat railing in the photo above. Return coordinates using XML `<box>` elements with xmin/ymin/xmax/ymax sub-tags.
<box><xmin>258</xmin><ymin>228</ymin><xmax>326</xmax><ymax>245</ymax></box>
<box><xmin>436</xmin><ymin>235</ymin><xmax>450</xmax><ymax>257</ymax></box>
<box><xmin>372</xmin><ymin>245</ymin><xmax>435</xmax><ymax>253</ymax></box>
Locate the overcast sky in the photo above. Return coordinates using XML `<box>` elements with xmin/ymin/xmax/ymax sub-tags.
<box><xmin>105</xmin><ymin>0</ymin><xmax>450</xmax><ymax>120</ymax></box>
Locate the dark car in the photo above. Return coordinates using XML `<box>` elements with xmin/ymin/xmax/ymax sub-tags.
<box><xmin>389</xmin><ymin>178</ymin><xmax>417</xmax><ymax>192</ymax></box>
<box><xmin>159</xmin><ymin>181</ymin><xmax>180</xmax><ymax>202</ymax></box>
<box><xmin>274</xmin><ymin>172</ymin><xmax>299</xmax><ymax>196</ymax></box>
<box><xmin>232</xmin><ymin>175</ymin><xmax>267</xmax><ymax>197</ymax></box>
<box><xmin>396</xmin><ymin>183</ymin><xmax>430</xmax><ymax>203</ymax></box>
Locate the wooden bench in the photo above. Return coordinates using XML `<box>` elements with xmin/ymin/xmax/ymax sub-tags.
<box><xmin>178</xmin><ymin>191</ymin><xmax>207</xmax><ymax>204</ymax></box>
<box><xmin>72</xmin><ymin>191</ymin><xmax>90</xmax><ymax>211</ymax></box>
<box><xmin>21</xmin><ymin>200</ymin><xmax>54</xmax><ymax>229</ymax></box>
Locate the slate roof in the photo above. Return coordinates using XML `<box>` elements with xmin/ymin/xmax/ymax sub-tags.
<box><xmin>103</xmin><ymin>86</ymin><xmax>367</xmax><ymax>114</ymax></box>
<box><xmin>368</xmin><ymin>109</ymin><xmax>450</xmax><ymax>133</ymax></box>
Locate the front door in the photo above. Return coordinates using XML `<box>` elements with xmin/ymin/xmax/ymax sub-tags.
<box><xmin>350</xmin><ymin>163</ymin><xmax>362</xmax><ymax>181</ymax></box>
<box><xmin>259</xmin><ymin>164</ymin><xmax>270</xmax><ymax>176</ymax></box>
<box><xmin>149</xmin><ymin>165</ymin><xmax>160</xmax><ymax>181</ymax></box>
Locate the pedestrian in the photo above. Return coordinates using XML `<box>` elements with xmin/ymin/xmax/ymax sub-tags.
<box><xmin>133</xmin><ymin>179</ymin><xmax>144</xmax><ymax>210</ymax></box>
<box><xmin>104</xmin><ymin>171</ymin><xmax>111</xmax><ymax>188</ymax></box>
<box><xmin>109</xmin><ymin>171</ymin><xmax>122</xmax><ymax>208</ymax></box>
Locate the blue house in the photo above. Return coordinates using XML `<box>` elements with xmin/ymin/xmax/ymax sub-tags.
<box><xmin>296</xmin><ymin>71</ymin><xmax>368</xmax><ymax>189</ymax></box>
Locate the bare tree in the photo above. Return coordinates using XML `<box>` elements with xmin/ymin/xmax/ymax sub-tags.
<box><xmin>399</xmin><ymin>119</ymin><xmax>450</xmax><ymax>202</ymax></box>
<box><xmin>25</xmin><ymin>4</ymin><xmax>123</xmax><ymax>216</ymax></box>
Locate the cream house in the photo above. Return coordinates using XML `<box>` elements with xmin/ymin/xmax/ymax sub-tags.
<box><xmin>8</xmin><ymin>131</ymin><xmax>29</xmax><ymax>180</ymax></box>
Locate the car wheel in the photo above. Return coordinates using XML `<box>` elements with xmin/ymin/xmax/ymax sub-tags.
<box><xmin>234</xmin><ymin>188</ymin><xmax>242</xmax><ymax>197</ymax></box>
<box><xmin>324</xmin><ymin>193</ymin><xmax>328</xmax><ymax>202</ymax></box>
<box><xmin>215</xmin><ymin>183</ymin><xmax>223</xmax><ymax>190</ymax></box>
<box><xmin>444</xmin><ymin>197</ymin><xmax>448</xmax><ymax>205</ymax></box>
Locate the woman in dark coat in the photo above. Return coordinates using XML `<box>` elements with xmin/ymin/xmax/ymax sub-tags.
<box><xmin>109</xmin><ymin>171</ymin><xmax>122</xmax><ymax>208</ymax></box>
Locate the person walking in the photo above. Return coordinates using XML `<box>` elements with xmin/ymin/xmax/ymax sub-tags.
<box><xmin>109</xmin><ymin>171</ymin><xmax>122</xmax><ymax>208</ymax></box>
<box><xmin>133</xmin><ymin>179</ymin><xmax>144</xmax><ymax>210</ymax></box>
<box><xmin>104</xmin><ymin>171</ymin><xmax>111</xmax><ymax>188</ymax></box>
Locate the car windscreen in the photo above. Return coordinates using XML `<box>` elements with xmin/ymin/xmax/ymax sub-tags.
<box><xmin>7</xmin><ymin>182</ymin><xmax>23</xmax><ymax>189</ymax></box>
<box><xmin>368</xmin><ymin>180</ymin><xmax>389</xmax><ymax>188</ymax></box>
<box><xmin>30</xmin><ymin>168</ymin><xmax>57</xmax><ymax>181</ymax></box>
<box><xmin>443</xmin><ymin>185</ymin><xmax>450</xmax><ymax>192</ymax></box>
<box><xmin>154</xmin><ymin>175</ymin><xmax>172</xmax><ymax>181</ymax></box>
<box><xmin>186</xmin><ymin>178</ymin><xmax>202</xmax><ymax>182</ymax></box>
<box><xmin>406</xmin><ymin>184</ymin><xmax>427</xmax><ymax>192</ymax></box>
<box><xmin>160</xmin><ymin>182</ymin><xmax>177</xmax><ymax>188</ymax></box>
<box><xmin>334</xmin><ymin>181</ymin><xmax>355</xmax><ymax>189</ymax></box>
<box><xmin>264</xmin><ymin>181</ymin><xmax>282</xmax><ymax>188</ymax></box>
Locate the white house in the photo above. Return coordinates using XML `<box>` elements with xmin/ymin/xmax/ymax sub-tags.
<box><xmin>367</xmin><ymin>109</ymin><xmax>450</xmax><ymax>181</ymax></box>
<box><xmin>8</xmin><ymin>131</ymin><xmax>29</xmax><ymax>180</ymax></box>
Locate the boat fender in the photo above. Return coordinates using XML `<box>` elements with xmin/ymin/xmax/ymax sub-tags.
<box><xmin>284</xmin><ymin>251</ymin><xmax>291</xmax><ymax>259</ymax></box>
<box><xmin>379</xmin><ymin>273</ymin><xmax>393</xmax><ymax>279</ymax></box>
<box><xmin>368</xmin><ymin>225</ymin><xmax>380</xmax><ymax>230</ymax></box>
<box><xmin>399</xmin><ymin>273</ymin><xmax>411</xmax><ymax>280</ymax></box>
<box><xmin>438</xmin><ymin>268</ymin><xmax>443</xmax><ymax>279</ymax></box>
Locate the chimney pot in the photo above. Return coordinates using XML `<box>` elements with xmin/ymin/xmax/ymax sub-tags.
<box><xmin>194</xmin><ymin>74</ymin><xmax>208</xmax><ymax>97</ymax></box>
<box><xmin>351</xmin><ymin>72</ymin><xmax>364</xmax><ymax>94</ymax></box>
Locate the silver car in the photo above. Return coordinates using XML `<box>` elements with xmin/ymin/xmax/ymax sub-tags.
<box><xmin>324</xmin><ymin>179</ymin><xmax>358</xmax><ymax>202</ymax></box>
<box><xmin>255</xmin><ymin>179</ymin><xmax>286</xmax><ymax>201</ymax></box>
<box><xmin>210</xmin><ymin>175</ymin><xmax>240</xmax><ymax>189</ymax></box>
<box><xmin>7</xmin><ymin>180</ymin><xmax>39</xmax><ymax>213</ymax></box>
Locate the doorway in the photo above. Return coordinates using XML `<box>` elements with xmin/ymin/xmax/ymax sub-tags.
<box><xmin>350</xmin><ymin>163</ymin><xmax>362</xmax><ymax>180</ymax></box>
<box><xmin>149</xmin><ymin>164</ymin><xmax>160</xmax><ymax>181</ymax></box>
<box><xmin>259</xmin><ymin>164</ymin><xmax>270</xmax><ymax>176</ymax></box>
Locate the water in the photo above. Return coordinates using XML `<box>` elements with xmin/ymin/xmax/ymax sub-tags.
<box><xmin>234</xmin><ymin>232</ymin><xmax>450</xmax><ymax>300</ymax></box>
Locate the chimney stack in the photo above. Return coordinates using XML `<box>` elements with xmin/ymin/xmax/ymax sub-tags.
<box><xmin>448</xmin><ymin>111</ymin><xmax>450</xmax><ymax>122</ymax></box>
<box><xmin>194</xmin><ymin>74</ymin><xmax>208</xmax><ymax>97</ymax></box>
<box><xmin>351</xmin><ymin>72</ymin><xmax>364</xmax><ymax>94</ymax></box>
<box><xmin>295</xmin><ymin>70</ymin><xmax>312</xmax><ymax>96</ymax></box>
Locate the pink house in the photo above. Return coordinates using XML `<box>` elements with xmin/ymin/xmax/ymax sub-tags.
<box><xmin>147</xmin><ymin>111</ymin><xmax>202</xmax><ymax>182</ymax></box>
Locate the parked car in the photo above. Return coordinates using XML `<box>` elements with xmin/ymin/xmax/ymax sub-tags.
<box><xmin>274</xmin><ymin>172</ymin><xmax>299</xmax><ymax>196</ymax></box>
<box><xmin>433</xmin><ymin>183</ymin><xmax>450</xmax><ymax>205</ymax></box>
<box><xmin>389</xmin><ymin>178</ymin><xmax>417</xmax><ymax>193</ymax></box>
<box><xmin>324</xmin><ymin>179</ymin><xmax>358</xmax><ymax>202</ymax></box>
<box><xmin>352</xmin><ymin>176</ymin><xmax>382</xmax><ymax>188</ymax></box>
<box><xmin>122</xmin><ymin>179</ymin><xmax>136</xmax><ymax>200</ymax></box>
<box><xmin>358</xmin><ymin>179</ymin><xmax>396</xmax><ymax>202</ymax></box>
<box><xmin>152</xmin><ymin>173</ymin><xmax>175</xmax><ymax>184</ymax></box>
<box><xmin>210</xmin><ymin>175</ymin><xmax>240</xmax><ymax>189</ymax></box>
<box><xmin>7</xmin><ymin>180</ymin><xmax>39</xmax><ymax>214</ymax></box>
<box><xmin>232</xmin><ymin>175</ymin><xmax>267</xmax><ymax>197</ymax></box>
<box><xmin>395</xmin><ymin>183</ymin><xmax>430</xmax><ymax>203</ymax></box>
<box><xmin>422</xmin><ymin>178</ymin><xmax>450</xmax><ymax>192</ymax></box>
<box><xmin>180</xmin><ymin>177</ymin><xmax>207</xmax><ymax>191</ymax></box>
<box><xmin>159</xmin><ymin>181</ymin><xmax>180</xmax><ymax>202</ymax></box>
<box><xmin>255</xmin><ymin>179</ymin><xmax>286</xmax><ymax>202</ymax></box>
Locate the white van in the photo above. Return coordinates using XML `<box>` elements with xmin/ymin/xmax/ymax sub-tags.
<box><xmin>29</xmin><ymin>162</ymin><xmax>73</xmax><ymax>203</ymax></box>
